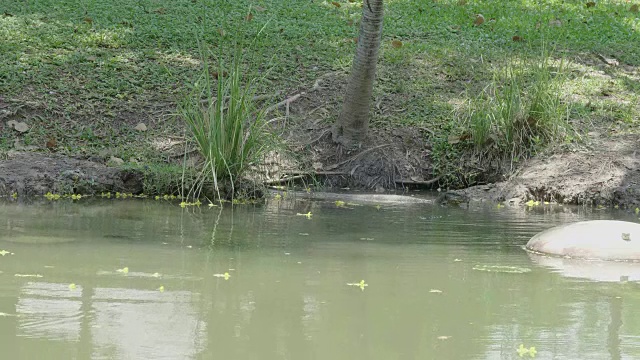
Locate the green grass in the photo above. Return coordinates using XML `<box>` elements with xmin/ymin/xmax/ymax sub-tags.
<box><xmin>462</xmin><ymin>51</ymin><xmax>568</xmax><ymax>159</ymax></box>
<box><xmin>179</xmin><ymin>42</ymin><xmax>273</xmax><ymax>200</ymax></box>
<box><xmin>1</xmin><ymin>0</ymin><xmax>639</xmax><ymax>187</ymax></box>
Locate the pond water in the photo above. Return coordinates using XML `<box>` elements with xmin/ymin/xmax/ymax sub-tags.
<box><xmin>1</xmin><ymin>195</ymin><xmax>640</xmax><ymax>360</ymax></box>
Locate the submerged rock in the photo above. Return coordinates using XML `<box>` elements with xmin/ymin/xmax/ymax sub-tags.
<box><xmin>526</xmin><ymin>220</ymin><xmax>640</xmax><ymax>261</ymax></box>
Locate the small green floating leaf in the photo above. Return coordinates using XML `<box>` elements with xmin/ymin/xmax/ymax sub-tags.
<box><xmin>157</xmin><ymin>285</ymin><xmax>165</xmax><ymax>292</ymax></box>
<box><xmin>473</xmin><ymin>265</ymin><xmax>531</xmax><ymax>274</ymax></box>
<box><xmin>69</xmin><ymin>283</ymin><xmax>77</xmax><ymax>290</ymax></box>
<box><xmin>347</xmin><ymin>280</ymin><xmax>368</xmax><ymax>291</ymax></box>
<box><xmin>116</xmin><ymin>267</ymin><xmax>129</xmax><ymax>274</ymax></box>
<box><xmin>213</xmin><ymin>272</ymin><xmax>230</xmax><ymax>280</ymax></box>
<box><xmin>517</xmin><ymin>344</ymin><xmax>537</xmax><ymax>357</ymax></box>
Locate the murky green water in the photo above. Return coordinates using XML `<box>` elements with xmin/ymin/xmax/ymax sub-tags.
<box><xmin>1</xmin><ymin>195</ymin><xmax>640</xmax><ymax>360</ymax></box>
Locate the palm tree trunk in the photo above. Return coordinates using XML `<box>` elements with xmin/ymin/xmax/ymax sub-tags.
<box><xmin>332</xmin><ymin>0</ymin><xmax>384</xmax><ymax>147</ymax></box>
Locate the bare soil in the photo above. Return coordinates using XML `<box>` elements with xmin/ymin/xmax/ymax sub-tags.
<box><xmin>0</xmin><ymin>152</ymin><xmax>143</xmax><ymax>196</ymax></box>
<box><xmin>451</xmin><ymin>134</ymin><xmax>640</xmax><ymax>208</ymax></box>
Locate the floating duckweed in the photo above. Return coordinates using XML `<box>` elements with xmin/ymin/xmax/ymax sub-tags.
<box><xmin>69</xmin><ymin>283</ymin><xmax>77</xmax><ymax>290</ymax></box>
<box><xmin>525</xmin><ymin>200</ymin><xmax>540</xmax><ymax>207</ymax></box>
<box><xmin>347</xmin><ymin>280</ymin><xmax>368</xmax><ymax>291</ymax></box>
<box><xmin>180</xmin><ymin>199</ymin><xmax>202</xmax><ymax>207</ymax></box>
<box><xmin>335</xmin><ymin>200</ymin><xmax>345</xmax><ymax>207</ymax></box>
<box><xmin>157</xmin><ymin>285</ymin><xmax>165</xmax><ymax>292</ymax></box>
<box><xmin>101</xmin><ymin>192</ymin><xmax>112</xmax><ymax>198</ymax></box>
<box><xmin>11</xmin><ymin>192</ymin><xmax>18</xmax><ymax>199</ymax></box>
<box><xmin>496</xmin><ymin>203</ymin><xmax>505</xmax><ymax>209</ymax></box>
<box><xmin>273</xmin><ymin>194</ymin><xmax>282</xmax><ymax>200</ymax></box>
<box><xmin>517</xmin><ymin>344</ymin><xmax>537</xmax><ymax>358</ymax></box>
<box><xmin>375</xmin><ymin>204</ymin><xmax>381</xmax><ymax>210</ymax></box>
<box><xmin>213</xmin><ymin>272</ymin><xmax>230</xmax><ymax>280</ymax></box>
<box><xmin>116</xmin><ymin>267</ymin><xmax>129</xmax><ymax>274</ymax></box>
<box><xmin>71</xmin><ymin>194</ymin><xmax>82</xmax><ymax>200</ymax></box>
<box><xmin>473</xmin><ymin>265</ymin><xmax>531</xmax><ymax>274</ymax></box>
<box><xmin>155</xmin><ymin>195</ymin><xmax>160</xmax><ymax>200</ymax></box>
<box><xmin>296</xmin><ymin>212</ymin><xmax>312</xmax><ymax>219</ymax></box>
<box><xmin>45</xmin><ymin>192</ymin><xmax>61</xmax><ymax>200</ymax></box>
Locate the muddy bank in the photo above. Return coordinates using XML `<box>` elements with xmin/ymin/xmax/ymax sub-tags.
<box><xmin>1</xmin><ymin>132</ymin><xmax>638</xmax><ymax>207</ymax></box>
<box><xmin>448</xmin><ymin>134</ymin><xmax>640</xmax><ymax>208</ymax></box>
<box><xmin>0</xmin><ymin>152</ymin><xmax>143</xmax><ymax>197</ymax></box>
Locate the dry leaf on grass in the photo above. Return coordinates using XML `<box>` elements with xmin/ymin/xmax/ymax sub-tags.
<box><xmin>473</xmin><ymin>14</ymin><xmax>485</xmax><ymax>26</ymax></box>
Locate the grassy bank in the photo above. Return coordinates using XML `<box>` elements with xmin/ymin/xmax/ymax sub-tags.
<box><xmin>1</xmin><ymin>0</ymin><xmax>639</xmax><ymax>192</ymax></box>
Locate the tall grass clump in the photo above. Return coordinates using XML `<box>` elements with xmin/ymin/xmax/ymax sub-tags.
<box><xmin>464</xmin><ymin>49</ymin><xmax>569</xmax><ymax>166</ymax></box>
<box><xmin>179</xmin><ymin>44</ymin><xmax>272</xmax><ymax>201</ymax></box>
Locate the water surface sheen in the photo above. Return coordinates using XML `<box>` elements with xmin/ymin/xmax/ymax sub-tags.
<box><xmin>1</xmin><ymin>196</ymin><xmax>640</xmax><ymax>360</ymax></box>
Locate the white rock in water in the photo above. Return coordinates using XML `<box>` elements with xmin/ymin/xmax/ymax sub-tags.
<box><xmin>526</xmin><ymin>220</ymin><xmax>640</xmax><ymax>260</ymax></box>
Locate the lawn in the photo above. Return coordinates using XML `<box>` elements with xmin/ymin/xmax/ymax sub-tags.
<box><xmin>1</xmin><ymin>0</ymin><xmax>639</xmax><ymax>180</ymax></box>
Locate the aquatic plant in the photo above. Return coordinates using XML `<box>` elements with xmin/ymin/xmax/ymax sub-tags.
<box><xmin>517</xmin><ymin>344</ymin><xmax>537</xmax><ymax>358</ymax></box>
<box><xmin>296</xmin><ymin>212</ymin><xmax>313</xmax><ymax>219</ymax></box>
<box><xmin>213</xmin><ymin>272</ymin><xmax>231</xmax><ymax>280</ymax></box>
<box><xmin>525</xmin><ymin>200</ymin><xmax>540</xmax><ymax>207</ymax></box>
<box><xmin>347</xmin><ymin>280</ymin><xmax>368</xmax><ymax>291</ymax></box>
<box><xmin>178</xmin><ymin>35</ymin><xmax>275</xmax><ymax>201</ymax></box>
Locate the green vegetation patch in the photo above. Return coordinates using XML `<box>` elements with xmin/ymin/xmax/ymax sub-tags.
<box><xmin>1</xmin><ymin>0</ymin><xmax>639</xmax><ymax>190</ymax></box>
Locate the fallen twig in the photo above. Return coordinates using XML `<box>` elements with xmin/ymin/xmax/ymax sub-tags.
<box><xmin>596</xmin><ymin>53</ymin><xmax>619</xmax><ymax>66</ymax></box>
<box><xmin>265</xmin><ymin>93</ymin><xmax>302</xmax><ymax>114</ymax></box>
<box><xmin>301</xmin><ymin>128</ymin><xmax>332</xmax><ymax>146</ymax></box>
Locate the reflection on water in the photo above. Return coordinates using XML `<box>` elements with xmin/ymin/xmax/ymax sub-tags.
<box><xmin>1</xmin><ymin>197</ymin><xmax>640</xmax><ymax>359</ymax></box>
